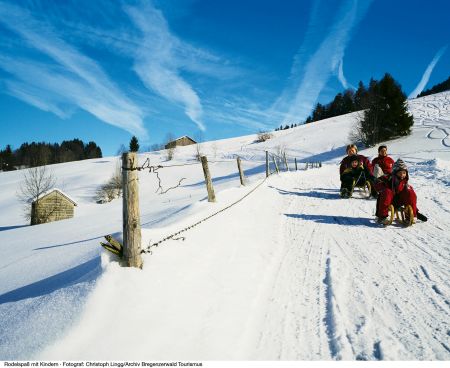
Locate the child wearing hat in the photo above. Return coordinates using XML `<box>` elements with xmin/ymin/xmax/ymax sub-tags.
<box><xmin>340</xmin><ymin>154</ymin><xmax>374</xmax><ymax>198</ymax></box>
<box><xmin>340</xmin><ymin>144</ymin><xmax>376</xmax><ymax>197</ymax></box>
<box><xmin>374</xmin><ymin>158</ymin><xmax>427</xmax><ymax>224</ymax></box>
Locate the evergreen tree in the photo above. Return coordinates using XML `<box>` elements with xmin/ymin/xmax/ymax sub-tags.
<box><xmin>354</xmin><ymin>81</ymin><xmax>369</xmax><ymax>110</ymax></box>
<box><xmin>129</xmin><ymin>136</ymin><xmax>140</xmax><ymax>152</ymax></box>
<box><xmin>359</xmin><ymin>73</ymin><xmax>413</xmax><ymax>146</ymax></box>
<box><xmin>312</xmin><ymin>103</ymin><xmax>325</xmax><ymax>121</ymax></box>
<box><xmin>0</xmin><ymin>145</ymin><xmax>15</xmax><ymax>171</ymax></box>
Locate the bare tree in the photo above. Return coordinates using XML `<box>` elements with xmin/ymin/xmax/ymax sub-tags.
<box><xmin>96</xmin><ymin>160</ymin><xmax>122</xmax><ymax>203</ymax></box>
<box><xmin>255</xmin><ymin>131</ymin><xmax>273</xmax><ymax>143</ymax></box>
<box><xmin>17</xmin><ymin>165</ymin><xmax>57</xmax><ymax>221</ymax></box>
<box><xmin>164</xmin><ymin>133</ymin><xmax>176</xmax><ymax>161</ymax></box>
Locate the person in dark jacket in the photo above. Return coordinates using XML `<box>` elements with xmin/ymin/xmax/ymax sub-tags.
<box><xmin>339</xmin><ymin>144</ymin><xmax>376</xmax><ymax>197</ymax></box>
<box><xmin>339</xmin><ymin>144</ymin><xmax>373</xmax><ymax>175</ymax></box>
<box><xmin>374</xmin><ymin>158</ymin><xmax>427</xmax><ymax>224</ymax></box>
<box><xmin>340</xmin><ymin>155</ymin><xmax>375</xmax><ymax>198</ymax></box>
<box><xmin>372</xmin><ymin>145</ymin><xmax>395</xmax><ymax>177</ymax></box>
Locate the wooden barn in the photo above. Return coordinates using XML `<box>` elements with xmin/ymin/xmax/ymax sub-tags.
<box><xmin>165</xmin><ymin>135</ymin><xmax>197</xmax><ymax>149</ymax></box>
<box><xmin>30</xmin><ymin>189</ymin><xmax>77</xmax><ymax>225</ymax></box>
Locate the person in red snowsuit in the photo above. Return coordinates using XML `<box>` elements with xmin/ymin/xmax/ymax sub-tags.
<box><xmin>372</xmin><ymin>145</ymin><xmax>395</xmax><ymax>175</ymax></box>
<box><xmin>374</xmin><ymin>158</ymin><xmax>427</xmax><ymax>223</ymax></box>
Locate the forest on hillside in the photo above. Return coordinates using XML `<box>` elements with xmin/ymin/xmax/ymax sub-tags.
<box><xmin>0</xmin><ymin>139</ymin><xmax>102</xmax><ymax>171</ymax></box>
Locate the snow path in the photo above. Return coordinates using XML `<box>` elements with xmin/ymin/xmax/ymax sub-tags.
<box><xmin>40</xmin><ymin>165</ymin><xmax>450</xmax><ymax>360</ymax></box>
<box><xmin>243</xmin><ymin>168</ymin><xmax>450</xmax><ymax>360</ymax></box>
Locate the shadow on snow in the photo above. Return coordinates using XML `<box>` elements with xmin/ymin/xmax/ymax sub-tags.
<box><xmin>0</xmin><ymin>257</ymin><xmax>101</xmax><ymax>304</ymax></box>
<box><xmin>285</xmin><ymin>213</ymin><xmax>378</xmax><ymax>227</ymax></box>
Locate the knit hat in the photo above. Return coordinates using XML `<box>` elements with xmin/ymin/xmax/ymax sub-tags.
<box><xmin>349</xmin><ymin>154</ymin><xmax>359</xmax><ymax>163</ymax></box>
<box><xmin>378</xmin><ymin>145</ymin><xmax>387</xmax><ymax>152</ymax></box>
<box><xmin>393</xmin><ymin>158</ymin><xmax>408</xmax><ymax>173</ymax></box>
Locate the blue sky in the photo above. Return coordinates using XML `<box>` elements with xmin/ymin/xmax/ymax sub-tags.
<box><xmin>1</xmin><ymin>0</ymin><xmax>449</xmax><ymax>156</ymax></box>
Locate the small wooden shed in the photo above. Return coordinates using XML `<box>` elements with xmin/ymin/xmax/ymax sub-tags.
<box><xmin>165</xmin><ymin>135</ymin><xmax>197</xmax><ymax>149</ymax></box>
<box><xmin>31</xmin><ymin>189</ymin><xmax>77</xmax><ymax>225</ymax></box>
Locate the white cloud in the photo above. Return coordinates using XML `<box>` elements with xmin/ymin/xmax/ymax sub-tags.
<box><xmin>408</xmin><ymin>45</ymin><xmax>448</xmax><ymax>99</ymax></box>
<box><xmin>125</xmin><ymin>1</ymin><xmax>206</xmax><ymax>131</ymax></box>
<box><xmin>276</xmin><ymin>0</ymin><xmax>372</xmax><ymax>123</ymax></box>
<box><xmin>337</xmin><ymin>58</ymin><xmax>354</xmax><ymax>90</ymax></box>
<box><xmin>0</xmin><ymin>2</ymin><xmax>147</xmax><ymax>138</ymax></box>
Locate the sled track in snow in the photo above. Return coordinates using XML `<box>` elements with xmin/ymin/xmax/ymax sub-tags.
<box><xmin>254</xmin><ymin>168</ymin><xmax>450</xmax><ymax>360</ymax></box>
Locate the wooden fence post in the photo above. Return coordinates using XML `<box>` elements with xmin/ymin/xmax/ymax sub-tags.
<box><xmin>272</xmin><ymin>155</ymin><xmax>279</xmax><ymax>174</ymax></box>
<box><xmin>283</xmin><ymin>152</ymin><xmax>289</xmax><ymax>171</ymax></box>
<box><xmin>294</xmin><ymin>158</ymin><xmax>298</xmax><ymax>171</ymax></box>
<box><xmin>265</xmin><ymin>151</ymin><xmax>269</xmax><ymax>178</ymax></box>
<box><xmin>122</xmin><ymin>152</ymin><xmax>143</xmax><ymax>268</ymax></box>
<box><xmin>201</xmin><ymin>156</ymin><xmax>216</xmax><ymax>202</ymax></box>
<box><xmin>237</xmin><ymin>157</ymin><xmax>245</xmax><ymax>186</ymax></box>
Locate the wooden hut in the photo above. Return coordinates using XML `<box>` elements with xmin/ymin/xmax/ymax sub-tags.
<box><xmin>165</xmin><ymin>136</ymin><xmax>197</xmax><ymax>149</ymax></box>
<box><xmin>30</xmin><ymin>189</ymin><xmax>77</xmax><ymax>225</ymax></box>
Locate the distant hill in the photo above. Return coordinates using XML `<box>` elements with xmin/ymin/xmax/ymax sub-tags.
<box><xmin>417</xmin><ymin>75</ymin><xmax>450</xmax><ymax>98</ymax></box>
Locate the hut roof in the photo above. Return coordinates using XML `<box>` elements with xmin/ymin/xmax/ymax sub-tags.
<box><xmin>31</xmin><ymin>188</ymin><xmax>78</xmax><ymax>206</ymax></box>
<box><xmin>172</xmin><ymin>135</ymin><xmax>197</xmax><ymax>143</ymax></box>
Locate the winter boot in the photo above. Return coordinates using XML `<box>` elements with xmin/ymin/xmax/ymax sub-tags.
<box><xmin>417</xmin><ymin>212</ymin><xmax>428</xmax><ymax>222</ymax></box>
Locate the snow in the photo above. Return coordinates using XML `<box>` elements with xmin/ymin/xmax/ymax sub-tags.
<box><xmin>1</xmin><ymin>92</ymin><xmax>450</xmax><ymax>361</ymax></box>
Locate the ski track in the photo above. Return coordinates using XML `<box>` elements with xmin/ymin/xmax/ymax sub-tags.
<box><xmin>251</xmin><ymin>166</ymin><xmax>450</xmax><ymax>360</ymax></box>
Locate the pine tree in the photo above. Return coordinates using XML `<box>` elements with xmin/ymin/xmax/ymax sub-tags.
<box><xmin>354</xmin><ymin>81</ymin><xmax>369</xmax><ymax>110</ymax></box>
<box><xmin>378</xmin><ymin>73</ymin><xmax>414</xmax><ymax>139</ymax></box>
<box><xmin>358</xmin><ymin>74</ymin><xmax>413</xmax><ymax>146</ymax></box>
<box><xmin>129</xmin><ymin>136</ymin><xmax>139</xmax><ymax>152</ymax></box>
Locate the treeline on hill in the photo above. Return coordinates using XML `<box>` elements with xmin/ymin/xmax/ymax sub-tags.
<box><xmin>280</xmin><ymin>73</ymin><xmax>413</xmax><ymax>147</ymax></box>
<box><xmin>0</xmin><ymin>139</ymin><xmax>102</xmax><ymax>171</ymax></box>
<box><xmin>276</xmin><ymin>81</ymin><xmax>372</xmax><ymax>130</ymax></box>
<box><xmin>417</xmin><ymin>75</ymin><xmax>450</xmax><ymax>98</ymax></box>
<box><xmin>302</xmin><ymin>81</ymin><xmax>375</xmax><ymax>124</ymax></box>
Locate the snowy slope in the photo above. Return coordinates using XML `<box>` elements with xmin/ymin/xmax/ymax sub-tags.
<box><xmin>0</xmin><ymin>92</ymin><xmax>449</xmax><ymax>360</ymax></box>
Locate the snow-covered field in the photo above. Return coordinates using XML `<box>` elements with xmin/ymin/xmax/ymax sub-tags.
<box><xmin>0</xmin><ymin>92</ymin><xmax>449</xmax><ymax>361</ymax></box>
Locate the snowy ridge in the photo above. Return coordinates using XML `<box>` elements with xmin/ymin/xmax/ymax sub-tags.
<box><xmin>0</xmin><ymin>93</ymin><xmax>450</xmax><ymax>360</ymax></box>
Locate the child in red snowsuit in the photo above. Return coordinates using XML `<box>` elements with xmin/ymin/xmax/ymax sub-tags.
<box><xmin>375</xmin><ymin>159</ymin><xmax>427</xmax><ymax>223</ymax></box>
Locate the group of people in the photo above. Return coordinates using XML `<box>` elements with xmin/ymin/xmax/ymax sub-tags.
<box><xmin>339</xmin><ymin>144</ymin><xmax>427</xmax><ymax>224</ymax></box>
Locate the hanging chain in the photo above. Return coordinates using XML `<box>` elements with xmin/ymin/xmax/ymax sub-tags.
<box><xmin>141</xmin><ymin>175</ymin><xmax>269</xmax><ymax>254</ymax></box>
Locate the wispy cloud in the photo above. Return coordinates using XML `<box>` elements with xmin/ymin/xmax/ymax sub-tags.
<box><xmin>276</xmin><ymin>0</ymin><xmax>372</xmax><ymax>123</ymax></box>
<box><xmin>408</xmin><ymin>45</ymin><xmax>448</xmax><ymax>99</ymax></box>
<box><xmin>337</xmin><ymin>58</ymin><xmax>354</xmax><ymax>90</ymax></box>
<box><xmin>125</xmin><ymin>1</ymin><xmax>206</xmax><ymax>131</ymax></box>
<box><xmin>0</xmin><ymin>1</ymin><xmax>147</xmax><ymax>138</ymax></box>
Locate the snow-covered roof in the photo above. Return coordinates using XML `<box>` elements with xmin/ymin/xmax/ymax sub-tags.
<box><xmin>32</xmin><ymin>188</ymin><xmax>78</xmax><ymax>206</ymax></box>
<box><xmin>173</xmin><ymin>135</ymin><xmax>196</xmax><ymax>143</ymax></box>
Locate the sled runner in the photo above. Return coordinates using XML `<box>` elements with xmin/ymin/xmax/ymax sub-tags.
<box><xmin>383</xmin><ymin>204</ymin><xmax>415</xmax><ymax>227</ymax></box>
<box><xmin>351</xmin><ymin>179</ymin><xmax>372</xmax><ymax>199</ymax></box>
<box><xmin>100</xmin><ymin>234</ymin><xmax>123</xmax><ymax>257</ymax></box>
